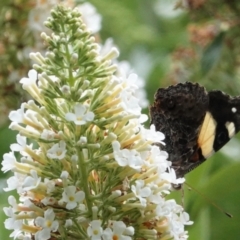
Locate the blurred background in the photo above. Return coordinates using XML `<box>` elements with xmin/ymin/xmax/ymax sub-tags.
<box><xmin>1</xmin><ymin>0</ymin><xmax>240</xmax><ymax>239</ymax></box>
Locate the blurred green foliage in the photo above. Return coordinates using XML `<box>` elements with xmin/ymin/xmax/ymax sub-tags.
<box><xmin>1</xmin><ymin>0</ymin><xmax>240</xmax><ymax>239</ymax></box>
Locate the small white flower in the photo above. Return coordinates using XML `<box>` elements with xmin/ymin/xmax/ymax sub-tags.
<box><xmin>3</xmin><ymin>173</ymin><xmax>25</xmax><ymax>193</ymax></box>
<box><xmin>10</xmin><ymin>134</ymin><xmax>33</xmax><ymax>157</ymax></box>
<box><xmin>99</xmin><ymin>38</ymin><xmax>117</xmax><ymax>58</ymax></box>
<box><xmin>47</xmin><ymin>140</ymin><xmax>67</xmax><ymax>160</ymax></box>
<box><xmin>102</xmin><ymin>221</ymin><xmax>134</xmax><ymax>240</ymax></box>
<box><xmin>23</xmin><ymin>198</ymin><xmax>36</xmax><ymax>208</ymax></box>
<box><xmin>22</xmin><ymin>170</ymin><xmax>41</xmax><ymax>191</ymax></box>
<box><xmin>100</xmin><ymin>40</ymin><xmax>149</xmax><ymax>109</ymax></box>
<box><xmin>65</xmin><ymin>219</ymin><xmax>73</xmax><ymax>227</ymax></box>
<box><xmin>3</xmin><ymin>207</ymin><xmax>23</xmax><ymax>231</ymax></box>
<box><xmin>13</xmin><ymin>232</ymin><xmax>32</xmax><ymax>240</ymax></box>
<box><xmin>166</xmin><ymin>208</ymin><xmax>193</xmax><ymax>240</ymax></box>
<box><xmin>138</xmin><ymin>114</ymin><xmax>148</xmax><ymax>123</ymax></box>
<box><xmin>65</xmin><ymin>103</ymin><xmax>95</xmax><ymax>125</ymax></box>
<box><xmin>120</xmin><ymin>89</ymin><xmax>141</xmax><ymax>115</ymax></box>
<box><xmin>28</xmin><ymin>1</ymin><xmax>58</xmax><ymax>33</ymax></box>
<box><xmin>20</xmin><ymin>69</ymin><xmax>38</xmax><ymax>90</ymax></box>
<box><xmin>156</xmin><ymin>199</ymin><xmax>181</xmax><ymax>217</ymax></box>
<box><xmin>148</xmin><ymin>189</ymin><xmax>165</xmax><ymax>204</ymax></box>
<box><xmin>121</xmin><ymin>72</ymin><xmax>148</xmax><ymax>109</ymax></box>
<box><xmin>178</xmin><ymin>231</ymin><xmax>190</xmax><ymax>240</ymax></box>
<box><xmin>41</xmin><ymin>197</ymin><xmax>57</xmax><ymax>206</ymax></box>
<box><xmin>180</xmin><ymin>212</ymin><xmax>194</xmax><ymax>226</ymax></box>
<box><xmin>10</xmin><ymin>134</ymin><xmax>27</xmax><ymax>152</ymax></box>
<box><xmin>112</xmin><ymin>141</ymin><xmax>143</xmax><ymax>169</ymax></box>
<box><xmin>35</xmin><ymin>209</ymin><xmax>59</xmax><ymax>240</ymax></box>
<box><xmin>149</xmin><ymin>145</ymin><xmax>169</xmax><ymax>172</ymax></box>
<box><xmin>120</xmin><ymin>73</ymin><xmax>141</xmax><ymax>98</ymax></box>
<box><xmin>7</xmin><ymin>196</ymin><xmax>18</xmax><ymax>212</ymax></box>
<box><xmin>87</xmin><ymin>220</ymin><xmax>103</xmax><ymax>240</ymax></box>
<box><xmin>131</xmin><ymin>180</ymin><xmax>151</xmax><ymax>206</ymax></box>
<box><xmin>40</xmin><ymin>129</ymin><xmax>56</xmax><ymax>140</ymax></box>
<box><xmin>142</xmin><ymin>124</ymin><xmax>165</xmax><ymax>144</ymax></box>
<box><xmin>161</xmin><ymin>168</ymin><xmax>185</xmax><ymax>185</ymax></box>
<box><xmin>9</xmin><ymin>103</ymin><xmax>25</xmax><ymax>123</ymax></box>
<box><xmin>61</xmin><ymin>186</ymin><xmax>85</xmax><ymax>210</ymax></box>
<box><xmin>1</xmin><ymin>152</ymin><xmax>18</xmax><ymax>173</ymax></box>
<box><xmin>77</xmin><ymin>2</ymin><xmax>102</xmax><ymax>34</ymax></box>
<box><xmin>44</xmin><ymin>178</ymin><xmax>55</xmax><ymax>194</ymax></box>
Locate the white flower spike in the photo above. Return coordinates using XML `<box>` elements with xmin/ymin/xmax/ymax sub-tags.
<box><xmin>2</xmin><ymin>5</ymin><xmax>191</xmax><ymax>240</ymax></box>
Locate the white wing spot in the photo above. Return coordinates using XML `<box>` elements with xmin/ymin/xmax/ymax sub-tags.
<box><xmin>225</xmin><ymin>121</ymin><xmax>236</xmax><ymax>137</ymax></box>
<box><xmin>231</xmin><ymin>107</ymin><xmax>237</xmax><ymax>113</ymax></box>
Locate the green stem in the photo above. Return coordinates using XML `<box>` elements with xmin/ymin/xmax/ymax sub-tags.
<box><xmin>77</xmin><ymin>148</ymin><xmax>92</xmax><ymax>215</ymax></box>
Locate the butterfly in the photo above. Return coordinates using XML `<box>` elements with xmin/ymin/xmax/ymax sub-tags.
<box><xmin>150</xmin><ymin>82</ymin><xmax>240</xmax><ymax>188</ymax></box>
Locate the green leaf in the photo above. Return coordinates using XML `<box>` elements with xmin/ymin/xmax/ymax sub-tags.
<box><xmin>201</xmin><ymin>32</ymin><xmax>225</xmax><ymax>76</ymax></box>
<box><xmin>186</xmin><ymin>162</ymin><xmax>240</xmax><ymax>240</ymax></box>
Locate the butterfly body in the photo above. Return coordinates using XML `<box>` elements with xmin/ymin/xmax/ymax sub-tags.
<box><xmin>150</xmin><ymin>82</ymin><xmax>240</xmax><ymax>182</ymax></box>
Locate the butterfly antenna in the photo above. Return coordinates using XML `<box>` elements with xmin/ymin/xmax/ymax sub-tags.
<box><xmin>184</xmin><ymin>181</ymin><xmax>233</xmax><ymax>218</ymax></box>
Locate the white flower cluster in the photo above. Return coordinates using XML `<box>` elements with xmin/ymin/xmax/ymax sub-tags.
<box><xmin>2</xmin><ymin>5</ymin><xmax>192</xmax><ymax>240</ymax></box>
<box><xmin>27</xmin><ymin>0</ymin><xmax>148</xmax><ymax>109</ymax></box>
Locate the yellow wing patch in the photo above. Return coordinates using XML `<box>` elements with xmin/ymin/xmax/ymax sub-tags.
<box><xmin>198</xmin><ymin>112</ymin><xmax>216</xmax><ymax>158</ymax></box>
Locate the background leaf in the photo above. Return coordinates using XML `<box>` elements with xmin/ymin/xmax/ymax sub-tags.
<box><xmin>201</xmin><ymin>32</ymin><xmax>225</xmax><ymax>76</ymax></box>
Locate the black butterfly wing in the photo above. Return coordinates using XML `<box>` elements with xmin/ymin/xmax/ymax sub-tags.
<box><xmin>208</xmin><ymin>90</ymin><xmax>240</xmax><ymax>152</ymax></box>
<box><xmin>150</xmin><ymin>82</ymin><xmax>209</xmax><ymax>178</ymax></box>
<box><xmin>150</xmin><ymin>82</ymin><xmax>240</xmax><ymax>181</ymax></box>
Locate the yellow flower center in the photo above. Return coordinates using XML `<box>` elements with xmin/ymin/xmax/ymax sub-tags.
<box><xmin>46</xmin><ymin>220</ymin><xmax>52</xmax><ymax>228</ymax></box>
<box><xmin>69</xmin><ymin>196</ymin><xmax>75</xmax><ymax>201</ymax></box>
<box><xmin>56</xmin><ymin>150</ymin><xmax>62</xmax><ymax>156</ymax></box>
<box><xmin>113</xmin><ymin>235</ymin><xmax>119</xmax><ymax>240</ymax></box>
